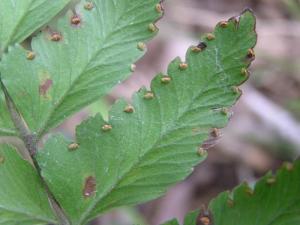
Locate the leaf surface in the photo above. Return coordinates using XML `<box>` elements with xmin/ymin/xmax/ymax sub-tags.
<box><xmin>0</xmin><ymin>144</ymin><xmax>56</xmax><ymax>225</ymax></box>
<box><xmin>0</xmin><ymin>0</ymin><xmax>71</xmax><ymax>136</ymax></box>
<box><xmin>0</xmin><ymin>0</ymin><xmax>71</xmax><ymax>53</ymax></box>
<box><xmin>37</xmin><ymin>10</ymin><xmax>257</xmax><ymax>225</ymax></box>
<box><xmin>210</xmin><ymin>160</ymin><xmax>300</xmax><ymax>225</ymax></box>
<box><xmin>161</xmin><ymin>160</ymin><xmax>300</xmax><ymax>225</ymax></box>
<box><xmin>0</xmin><ymin>0</ymin><xmax>162</xmax><ymax>137</ymax></box>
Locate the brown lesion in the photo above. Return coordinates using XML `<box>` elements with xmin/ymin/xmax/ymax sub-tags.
<box><xmin>39</xmin><ymin>79</ymin><xmax>53</xmax><ymax>97</ymax></box>
<box><xmin>83</xmin><ymin>176</ymin><xmax>96</xmax><ymax>198</ymax></box>
<box><xmin>71</xmin><ymin>15</ymin><xmax>81</xmax><ymax>26</ymax></box>
<box><xmin>50</xmin><ymin>32</ymin><xmax>62</xmax><ymax>42</ymax></box>
<box><xmin>247</xmin><ymin>48</ymin><xmax>256</xmax><ymax>61</ymax></box>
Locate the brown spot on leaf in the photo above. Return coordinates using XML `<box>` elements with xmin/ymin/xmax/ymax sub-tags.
<box><xmin>211</xmin><ymin>128</ymin><xmax>220</xmax><ymax>138</ymax></box>
<box><xmin>197</xmin><ymin>148</ymin><xmax>207</xmax><ymax>157</ymax></box>
<box><xmin>68</xmin><ymin>143</ymin><xmax>79</xmax><ymax>151</ymax></box>
<box><xmin>148</xmin><ymin>23</ymin><xmax>158</xmax><ymax>32</ymax></box>
<box><xmin>219</xmin><ymin>21</ymin><xmax>228</xmax><ymax>28</ymax></box>
<box><xmin>247</xmin><ymin>48</ymin><xmax>255</xmax><ymax>61</ymax></box>
<box><xmin>179</xmin><ymin>62</ymin><xmax>188</xmax><ymax>70</ymax></box>
<box><xmin>50</xmin><ymin>32</ymin><xmax>62</xmax><ymax>42</ymax></box>
<box><xmin>124</xmin><ymin>105</ymin><xmax>134</xmax><ymax>113</ymax></box>
<box><xmin>197</xmin><ymin>42</ymin><xmax>207</xmax><ymax>50</ymax></box>
<box><xmin>84</xmin><ymin>2</ymin><xmax>94</xmax><ymax>10</ymax></box>
<box><xmin>26</xmin><ymin>51</ymin><xmax>35</xmax><ymax>60</ymax></box>
<box><xmin>137</xmin><ymin>42</ymin><xmax>146</xmax><ymax>51</ymax></box>
<box><xmin>206</xmin><ymin>33</ymin><xmax>215</xmax><ymax>41</ymax></box>
<box><xmin>102</xmin><ymin>124</ymin><xmax>112</xmax><ymax>132</ymax></box>
<box><xmin>71</xmin><ymin>15</ymin><xmax>81</xmax><ymax>25</ymax></box>
<box><xmin>144</xmin><ymin>91</ymin><xmax>154</xmax><ymax>100</ymax></box>
<box><xmin>39</xmin><ymin>79</ymin><xmax>53</xmax><ymax>97</ymax></box>
<box><xmin>161</xmin><ymin>75</ymin><xmax>171</xmax><ymax>84</ymax></box>
<box><xmin>155</xmin><ymin>3</ymin><xmax>164</xmax><ymax>13</ymax></box>
<box><xmin>83</xmin><ymin>176</ymin><xmax>96</xmax><ymax>198</ymax></box>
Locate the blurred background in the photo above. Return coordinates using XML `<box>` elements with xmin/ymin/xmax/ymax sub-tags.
<box><xmin>56</xmin><ymin>0</ymin><xmax>300</xmax><ymax>224</ymax></box>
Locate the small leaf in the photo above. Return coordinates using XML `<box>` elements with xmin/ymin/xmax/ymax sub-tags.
<box><xmin>37</xmin><ymin>10</ymin><xmax>257</xmax><ymax>225</ymax></box>
<box><xmin>209</xmin><ymin>160</ymin><xmax>300</xmax><ymax>225</ymax></box>
<box><xmin>0</xmin><ymin>144</ymin><xmax>56</xmax><ymax>224</ymax></box>
<box><xmin>0</xmin><ymin>0</ymin><xmax>71</xmax><ymax>53</ymax></box>
<box><xmin>162</xmin><ymin>160</ymin><xmax>300</xmax><ymax>225</ymax></box>
<box><xmin>0</xmin><ymin>0</ymin><xmax>162</xmax><ymax>137</ymax></box>
<box><xmin>161</xmin><ymin>210</ymin><xmax>199</xmax><ymax>225</ymax></box>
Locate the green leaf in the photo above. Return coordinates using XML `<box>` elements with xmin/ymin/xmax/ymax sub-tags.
<box><xmin>209</xmin><ymin>160</ymin><xmax>300</xmax><ymax>225</ymax></box>
<box><xmin>0</xmin><ymin>0</ymin><xmax>71</xmax><ymax>136</ymax></box>
<box><xmin>162</xmin><ymin>160</ymin><xmax>300</xmax><ymax>225</ymax></box>
<box><xmin>162</xmin><ymin>210</ymin><xmax>199</xmax><ymax>225</ymax></box>
<box><xmin>0</xmin><ymin>0</ymin><xmax>162</xmax><ymax>137</ymax></box>
<box><xmin>37</xmin><ymin>10</ymin><xmax>257</xmax><ymax>225</ymax></box>
<box><xmin>0</xmin><ymin>144</ymin><xmax>56</xmax><ymax>224</ymax></box>
<box><xmin>0</xmin><ymin>0</ymin><xmax>71</xmax><ymax>54</ymax></box>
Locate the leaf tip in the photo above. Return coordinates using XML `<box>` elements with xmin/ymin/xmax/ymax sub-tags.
<box><xmin>148</xmin><ymin>23</ymin><xmax>158</xmax><ymax>33</ymax></box>
<box><xmin>231</xmin><ymin>86</ymin><xmax>242</xmax><ymax>95</ymax></box>
<box><xmin>241</xmin><ymin>68</ymin><xmax>249</xmax><ymax>77</ymax></box>
<box><xmin>211</xmin><ymin>128</ymin><xmax>220</xmax><ymax>138</ymax></box>
<box><xmin>197</xmin><ymin>147</ymin><xmax>207</xmax><ymax>157</ymax></box>
<box><xmin>218</xmin><ymin>21</ymin><xmax>229</xmax><ymax>28</ymax></box>
<box><xmin>155</xmin><ymin>3</ymin><xmax>164</xmax><ymax>14</ymax></box>
<box><xmin>247</xmin><ymin>48</ymin><xmax>256</xmax><ymax>61</ymax></box>
<box><xmin>130</xmin><ymin>64</ymin><xmax>137</xmax><ymax>72</ymax></box>
<box><xmin>137</xmin><ymin>42</ymin><xmax>146</xmax><ymax>51</ymax></box>
<box><xmin>206</xmin><ymin>33</ymin><xmax>215</xmax><ymax>41</ymax></box>
<box><xmin>243</xmin><ymin>182</ymin><xmax>254</xmax><ymax>196</ymax></box>
<box><xmin>179</xmin><ymin>62</ymin><xmax>188</xmax><ymax>70</ymax></box>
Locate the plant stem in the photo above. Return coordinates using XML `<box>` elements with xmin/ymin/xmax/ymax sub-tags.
<box><xmin>0</xmin><ymin>78</ymin><xmax>71</xmax><ymax>225</ymax></box>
